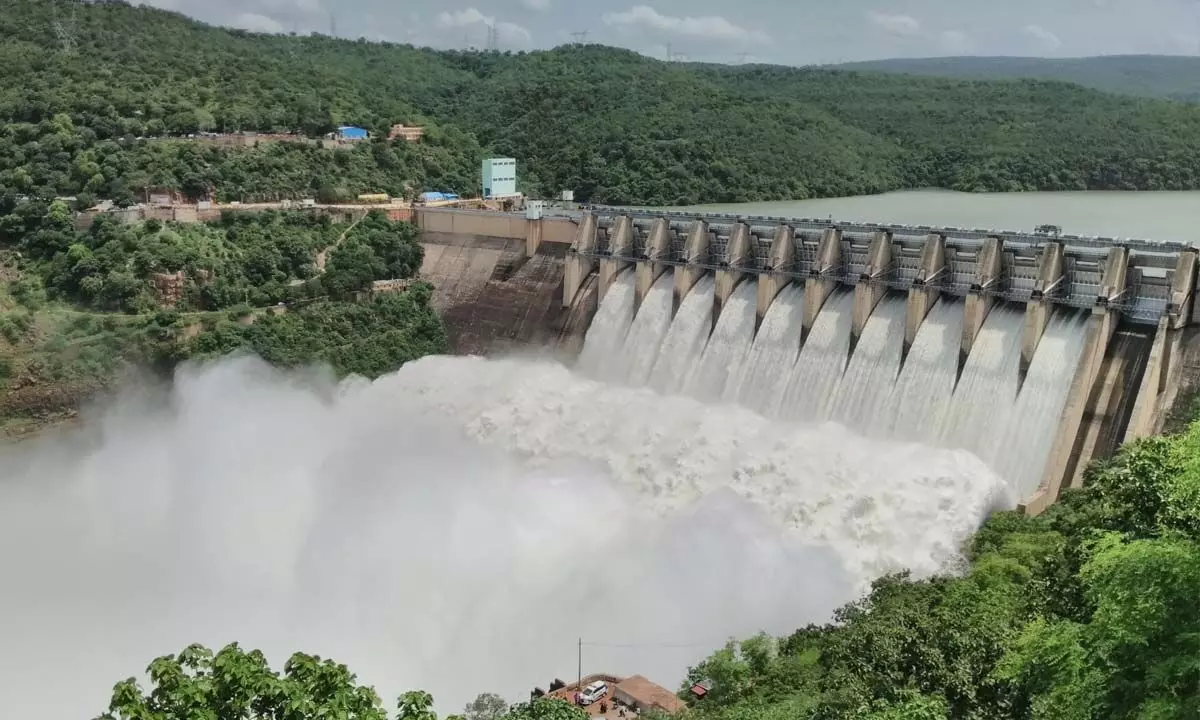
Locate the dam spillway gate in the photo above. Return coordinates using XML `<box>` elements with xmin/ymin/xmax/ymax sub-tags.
<box><xmin>559</xmin><ymin>208</ymin><xmax>1200</xmax><ymax>515</ymax></box>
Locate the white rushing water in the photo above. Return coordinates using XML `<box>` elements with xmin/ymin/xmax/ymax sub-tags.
<box><xmin>577</xmin><ymin>270</ymin><xmax>636</xmax><ymax>380</ymax></box>
<box><xmin>0</xmin><ymin>356</ymin><xmax>1012</xmax><ymax>718</ymax></box>
<box><xmin>648</xmin><ymin>276</ymin><xmax>715</xmax><ymax>395</ymax></box>
<box><xmin>589</xmin><ymin>275</ymin><xmax>1089</xmax><ymax>502</ymax></box>
<box><xmin>880</xmin><ymin>300</ymin><xmax>964</xmax><ymax>443</ymax></box>
<box><xmin>614</xmin><ymin>270</ymin><xmax>676</xmax><ymax>386</ymax></box>
<box><xmin>779</xmin><ymin>291</ymin><xmax>855</xmax><ymax>422</ymax></box>
<box><xmin>995</xmin><ymin>310</ymin><xmax>1091</xmax><ymax>498</ymax></box>
<box><xmin>683</xmin><ymin>281</ymin><xmax>757</xmax><ymax>402</ymax></box>
<box><xmin>725</xmin><ymin>284</ymin><xmax>805</xmax><ymax>417</ymax></box>
<box><xmin>939</xmin><ymin>304</ymin><xmax>1025</xmax><ymax>466</ymax></box>
<box><xmin>829</xmin><ymin>294</ymin><xmax>907</xmax><ymax>435</ymax></box>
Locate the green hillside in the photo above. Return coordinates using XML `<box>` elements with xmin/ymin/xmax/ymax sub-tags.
<box><xmin>6</xmin><ymin>2</ymin><xmax>1200</xmax><ymax>205</ymax></box>
<box><xmin>831</xmin><ymin>55</ymin><xmax>1200</xmax><ymax>103</ymax></box>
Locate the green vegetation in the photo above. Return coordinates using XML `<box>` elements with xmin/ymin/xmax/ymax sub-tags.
<box><xmin>0</xmin><ymin>202</ymin><xmax>447</xmax><ymax>434</ymax></box>
<box><xmin>7</xmin><ymin>2</ymin><xmax>1200</xmax><ymax>205</ymax></box>
<box><xmin>97</xmin><ymin>643</ymin><xmax>586</xmax><ymax>720</ymax></box>
<box><xmin>831</xmin><ymin>55</ymin><xmax>1200</xmax><ymax>104</ymax></box>
<box><xmin>680</xmin><ymin>425</ymin><xmax>1200</xmax><ymax>720</ymax></box>
<box><xmin>5</xmin><ymin>197</ymin><xmax>424</xmax><ymax>312</ymax></box>
<box><xmin>183</xmin><ymin>286</ymin><xmax>447</xmax><ymax>379</ymax></box>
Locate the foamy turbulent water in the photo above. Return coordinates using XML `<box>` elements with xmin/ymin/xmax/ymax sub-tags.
<box><xmin>0</xmin><ymin>262</ymin><xmax>1094</xmax><ymax>718</ymax></box>
<box><xmin>0</xmin><ymin>351</ymin><xmax>1012</xmax><ymax>718</ymax></box>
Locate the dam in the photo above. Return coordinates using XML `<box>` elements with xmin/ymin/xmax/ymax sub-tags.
<box><xmin>413</xmin><ymin>205</ymin><xmax>1199</xmax><ymax>513</ymax></box>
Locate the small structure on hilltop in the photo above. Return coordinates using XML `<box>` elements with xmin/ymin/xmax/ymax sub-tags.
<box><xmin>541</xmin><ymin>673</ymin><xmax>683</xmax><ymax>718</ymax></box>
<box><xmin>334</xmin><ymin>126</ymin><xmax>368</xmax><ymax>142</ymax></box>
<box><xmin>612</xmin><ymin>676</ymin><xmax>685</xmax><ymax>715</ymax></box>
<box><xmin>389</xmin><ymin>123</ymin><xmax>425</xmax><ymax>142</ymax></box>
<box><xmin>482</xmin><ymin>157</ymin><xmax>518</xmax><ymax>199</ymax></box>
<box><xmin>144</xmin><ymin>186</ymin><xmax>186</xmax><ymax>206</ymax></box>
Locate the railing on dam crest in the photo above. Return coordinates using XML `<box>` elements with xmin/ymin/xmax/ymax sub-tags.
<box><xmin>569</xmin><ymin>207</ymin><xmax>1198</xmax><ymax>327</ymax></box>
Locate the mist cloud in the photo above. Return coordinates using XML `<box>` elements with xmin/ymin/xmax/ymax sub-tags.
<box><xmin>0</xmin><ymin>355</ymin><xmax>1008</xmax><ymax>717</ymax></box>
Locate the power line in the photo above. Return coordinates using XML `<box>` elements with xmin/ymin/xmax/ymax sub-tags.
<box><xmin>581</xmin><ymin>640</ymin><xmax>721</xmax><ymax>649</ymax></box>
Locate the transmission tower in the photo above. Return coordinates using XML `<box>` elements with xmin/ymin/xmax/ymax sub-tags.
<box><xmin>53</xmin><ymin>0</ymin><xmax>79</xmax><ymax>53</ymax></box>
<box><xmin>736</xmin><ymin>52</ymin><xmax>751</xmax><ymax>64</ymax></box>
<box><xmin>570</xmin><ymin>30</ymin><xmax>589</xmax><ymax>45</ymax></box>
<box><xmin>486</xmin><ymin>23</ymin><xmax>498</xmax><ymax>51</ymax></box>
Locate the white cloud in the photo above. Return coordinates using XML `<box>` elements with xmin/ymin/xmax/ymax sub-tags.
<box><xmin>601</xmin><ymin>5</ymin><xmax>770</xmax><ymax>44</ymax></box>
<box><xmin>233</xmin><ymin>12</ymin><xmax>284</xmax><ymax>33</ymax></box>
<box><xmin>255</xmin><ymin>0</ymin><xmax>322</xmax><ymax>17</ymax></box>
<box><xmin>434</xmin><ymin>8</ymin><xmax>531</xmax><ymax>47</ymax></box>
<box><xmin>496</xmin><ymin>21</ymin><xmax>532</xmax><ymax>45</ymax></box>
<box><xmin>1022</xmin><ymin>24</ymin><xmax>1062</xmax><ymax>50</ymax></box>
<box><xmin>940</xmin><ymin>29</ymin><xmax>969</xmax><ymax>53</ymax></box>
<box><xmin>520</xmin><ymin>0</ymin><xmax>551</xmax><ymax>10</ymax></box>
<box><xmin>435</xmin><ymin>8</ymin><xmax>490</xmax><ymax>29</ymax></box>
<box><xmin>865</xmin><ymin>10</ymin><xmax>921</xmax><ymax>37</ymax></box>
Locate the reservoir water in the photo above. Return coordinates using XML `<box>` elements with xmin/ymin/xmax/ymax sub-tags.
<box><xmin>677</xmin><ymin>189</ymin><xmax>1200</xmax><ymax>244</ymax></box>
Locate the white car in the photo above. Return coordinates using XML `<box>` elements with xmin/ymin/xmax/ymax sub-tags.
<box><xmin>578</xmin><ymin>681</ymin><xmax>609</xmax><ymax>706</ymax></box>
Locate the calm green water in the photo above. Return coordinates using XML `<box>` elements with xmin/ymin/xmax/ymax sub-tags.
<box><xmin>678</xmin><ymin>190</ymin><xmax>1200</xmax><ymax>245</ymax></box>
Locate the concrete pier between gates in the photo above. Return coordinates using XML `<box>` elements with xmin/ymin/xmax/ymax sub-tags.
<box><xmin>851</xmin><ymin>230</ymin><xmax>893</xmax><ymax>349</ymax></box>
<box><xmin>803</xmin><ymin>228</ymin><xmax>842</xmax><ymax>335</ymax></box>
<box><xmin>598</xmin><ymin>215</ymin><xmax>635</xmax><ymax>301</ymax></box>
<box><xmin>635</xmin><ymin>218</ymin><xmax>670</xmax><ymax>312</ymax></box>
<box><xmin>1124</xmin><ymin>251</ymin><xmax>1198</xmax><ymax>441</ymax></box>
<box><xmin>757</xmin><ymin>225</ymin><xmax>794</xmax><ymax>329</ymax></box>
<box><xmin>563</xmin><ymin>212</ymin><xmax>598</xmax><ymax>310</ymax></box>
<box><xmin>1022</xmin><ymin>247</ymin><xmax>1128</xmax><ymax>516</ymax></box>
<box><xmin>1020</xmin><ymin>242</ymin><xmax>1065</xmax><ymax>386</ymax></box>
<box><xmin>904</xmin><ymin>233</ymin><xmax>946</xmax><ymax>362</ymax></box>
<box><xmin>714</xmin><ymin>222</ymin><xmax>751</xmax><ymax>330</ymax></box>
<box><xmin>674</xmin><ymin>220</ymin><xmax>710</xmax><ymax>314</ymax></box>
<box><xmin>960</xmin><ymin>236</ymin><xmax>1003</xmax><ymax>375</ymax></box>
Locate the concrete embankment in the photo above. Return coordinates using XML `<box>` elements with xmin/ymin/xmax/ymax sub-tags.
<box><xmin>415</xmin><ymin>208</ymin><xmax>584</xmax><ymax>357</ymax></box>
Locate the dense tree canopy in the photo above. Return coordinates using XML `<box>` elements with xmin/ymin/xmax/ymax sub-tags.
<box><xmin>3</xmin><ymin>200</ymin><xmax>423</xmax><ymax>312</ymax></box>
<box><xmin>0</xmin><ymin>205</ymin><xmax>447</xmax><ymax>420</ymax></box>
<box><xmin>6</xmin><ymin>1</ymin><xmax>1200</xmax><ymax>205</ymax></box>
<box><xmin>831</xmin><ymin>55</ymin><xmax>1200</xmax><ymax>104</ymax></box>
<box><xmin>98</xmin><ymin>643</ymin><xmax>587</xmax><ymax>720</ymax></box>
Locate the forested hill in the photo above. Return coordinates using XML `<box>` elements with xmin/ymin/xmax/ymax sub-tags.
<box><xmin>7</xmin><ymin>2</ymin><xmax>1200</xmax><ymax>205</ymax></box>
<box><xmin>831</xmin><ymin>55</ymin><xmax>1200</xmax><ymax>103</ymax></box>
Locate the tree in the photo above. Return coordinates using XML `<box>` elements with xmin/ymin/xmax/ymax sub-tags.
<box><xmin>464</xmin><ymin>693</ymin><xmax>509</xmax><ymax>720</ymax></box>
<box><xmin>398</xmin><ymin>690</ymin><xmax>439</xmax><ymax>720</ymax></box>
<box><xmin>97</xmin><ymin>643</ymin><xmax>391</xmax><ymax>720</ymax></box>
<box><xmin>500</xmin><ymin>698</ymin><xmax>587</xmax><ymax>720</ymax></box>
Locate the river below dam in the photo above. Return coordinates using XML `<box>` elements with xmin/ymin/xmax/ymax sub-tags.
<box><xmin>681</xmin><ymin>189</ymin><xmax>1200</xmax><ymax>244</ymax></box>
<box><xmin>0</xmin><ymin>188</ymin><xmax>1188</xmax><ymax>717</ymax></box>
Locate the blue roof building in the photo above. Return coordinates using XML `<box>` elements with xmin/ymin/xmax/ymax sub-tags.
<box><xmin>337</xmin><ymin>126</ymin><xmax>368</xmax><ymax>141</ymax></box>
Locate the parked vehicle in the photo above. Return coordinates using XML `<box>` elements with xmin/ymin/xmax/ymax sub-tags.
<box><xmin>577</xmin><ymin>681</ymin><xmax>609</xmax><ymax>706</ymax></box>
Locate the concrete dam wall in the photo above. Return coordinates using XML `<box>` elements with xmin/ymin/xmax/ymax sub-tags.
<box><xmin>557</xmin><ymin>209</ymin><xmax>1200</xmax><ymax>513</ymax></box>
<box><xmin>415</xmin><ymin>208</ymin><xmax>582</xmax><ymax>356</ymax></box>
<box><xmin>410</xmin><ymin>205</ymin><xmax>1198</xmax><ymax>513</ymax></box>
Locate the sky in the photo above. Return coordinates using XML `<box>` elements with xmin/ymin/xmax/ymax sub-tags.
<box><xmin>139</xmin><ymin>0</ymin><xmax>1200</xmax><ymax>65</ymax></box>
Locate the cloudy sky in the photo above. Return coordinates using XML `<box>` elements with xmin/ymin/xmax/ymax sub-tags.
<box><xmin>142</xmin><ymin>0</ymin><xmax>1200</xmax><ymax>65</ymax></box>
